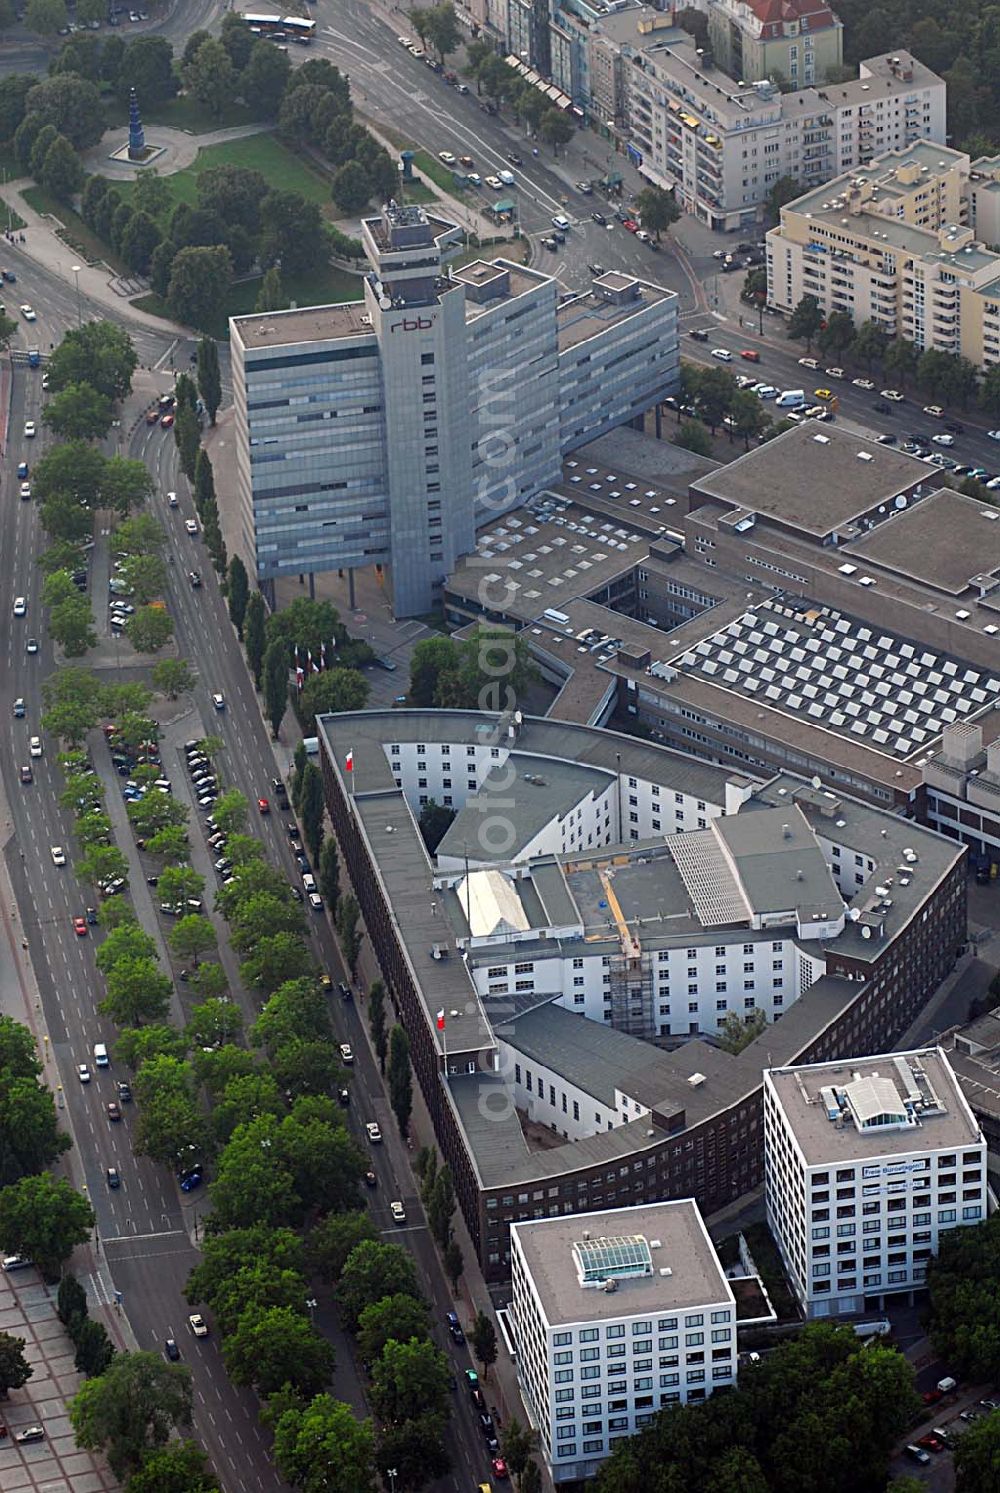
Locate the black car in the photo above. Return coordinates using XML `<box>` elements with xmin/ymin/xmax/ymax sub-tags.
<box><xmin>107</xmin><ymin>1167</ymin><xmax>121</xmax><ymax>1189</ymax></box>
<box><xmin>872</xmin><ymin>400</ymin><xmax>892</xmax><ymax>414</ymax></box>
<box><xmin>688</xmin><ymin>328</ymin><xmax>710</xmax><ymax>342</ymax></box>
<box><xmin>164</xmin><ymin>1338</ymin><xmax>180</xmax><ymax>1361</ymax></box>
<box><xmin>541</xmin><ymin>236</ymin><xmax>558</xmax><ymax>251</ymax></box>
<box><xmin>506</xmin><ymin>152</ymin><xmax>522</xmax><ymax>166</ymax></box>
<box><xmin>86</xmin><ymin>906</ymin><xmax>98</xmax><ymax>924</ymax></box>
<box><xmin>945</xmin><ymin>420</ymin><xmax>965</xmax><ymax>434</ymax></box>
<box><xmin>591</xmin><ymin>210</ymin><xmax>607</xmax><ymax>225</ymax></box>
<box><xmin>876</xmin><ymin>433</ymin><xmax>897</xmax><ymax>444</ymax></box>
<box><xmin>117</xmin><ymin>1081</ymin><xmax>132</xmax><ymax>1102</ymax></box>
<box><xmin>587</xmin><ymin>263</ymin><xmax>604</xmax><ymax>276</ymax></box>
<box><xmin>188</xmin><ymin>570</ymin><xmax>201</xmax><ymax>588</ymax></box>
<box><xmin>290</xmin><ymin>886</ymin><xmax>304</xmax><ymax>903</ymax></box>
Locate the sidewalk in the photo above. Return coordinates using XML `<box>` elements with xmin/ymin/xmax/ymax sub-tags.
<box><xmin>0</xmin><ymin>179</ymin><xmax>189</xmax><ymax>338</ymax></box>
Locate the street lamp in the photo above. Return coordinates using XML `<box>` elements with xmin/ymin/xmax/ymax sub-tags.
<box><xmin>71</xmin><ymin>264</ymin><xmax>82</xmax><ymax>328</ymax></box>
<box><xmin>306</xmin><ymin>1296</ymin><xmax>317</xmax><ymax>1324</ymax></box>
<box><xmin>387</xmin><ymin>1469</ymin><xmax>398</xmax><ymax>1493</ymax></box>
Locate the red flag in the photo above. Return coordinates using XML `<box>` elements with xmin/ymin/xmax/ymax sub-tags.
<box><xmin>345</xmin><ymin>750</ymin><xmax>354</xmax><ymax>773</ymax></box>
<box><xmin>436</xmin><ymin>1009</ymin><xmax>445</xmax><ymax>1031</ymax></box>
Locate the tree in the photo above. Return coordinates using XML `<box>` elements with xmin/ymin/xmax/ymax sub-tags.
<box><xmin>308</xmin><ymin>1210</ymin><xmax>378</xmax><ymax>1282</ymax></box>
<box><xmin>70</xmin><ymin>1351</ymin><xmax>193</xmax><ymax>1481</ymax></box>
<box><xmin>120</xmin><ymin>35</ymin><xmax>178</xmax><ymax>107</ymax></box>
<box><xmin>243</xmin><ymin>40</ymin><xmax>292</xmax><ymax>120</ymax></box>
<box><xmin>0</xmin><ymin>1330</ymin><xmax>32</xmax><ymax>1395</ymax></box>
<box><xmin>104</xmin><ymin>455</ymin><xmax>155</xmax><ymax>517</ymax></box>
<box><xmin>676</xmin><ymin>419</ymin><xmax>713</xmax><ymax>456</ymax></box>
<box><xmin>539</xmin><ymin>107</ymin><xmax>575</xmax><ymax>153</ymax></box>
<box><xmin>125</xmin><ymin>606</ymin><xmax>174</xmax><ymax>654</ymax></box>
<box><xmin>0</xmin><ymin>307</ymin><xmax>19</xmax><ymax>351</ymax></box>
<box><xmin>100</xmin><ymin>956</ymin><xmax>172</xmax><ymax>1028</ymax></box>
<box><xmin>0</xmin><ymin>1173</ymin><xmax>94</xmax><ymax>1280</ymax></box>
<box><xmin>43</xmin><ymin>382</ymin><xmax>113</xmax><ymax>441</ymax></box>
<box><xmin>167</xmin><ymin>245</ymin><xmax>233</xmax><ymax>332</ymax></box>
<box><xmin>95</xmin><ymin>920</ymin><xmax>157</xmax><ymax>975</ymax></box>
<box><xmin>151</xmin><ymin>658</ymin><xmax>195</xmax><ymax>700</ymax></box>
<box><xmin>298</xmin><ymin>762</ymin><xmax>325</xmax><ymax>862</ymax></box>
<box><xmin>368</xmin><ymin>979</ymin><xmax>388</xmax><ymax>1074</ymax></box>
<box><xmin>259</xmin><ymin>190</ymin><xmax>327</xmax><ymax>277</ymax></box>
<box><xmin>241</xmin><ymin>933</ymin><xmax>313</xmax><ymax>995</ymax></box>
<box><xmin>336</xmin><ymin>893</ymin><xmax>362</xmax><ymax>981</ymax></box>
<box><xmin>717</xmin><ymin>1009</ymin><xmax>768</xmax><ymax>1054</ymax></box>
<box><xmin>123</xmin><ymin>1439</ymin><xmax>220</xmax><ymax>1493</ymax></box>
<box><xmin>388</xmin><ymin>1024</ymin><xmax>412</xmax><ymax>1140</ymax></box>
<box><xmin>635</xmin><ymin>185</ymin><xmax>680</xmax><ymax>240</ymax></box>
<box><xmin>883</xmin><ymin>336</ymin><xmax>919</xmax><ymax>389</ymax></box>
<box><xmin>39</xmin><ymin>132</ymin><xmax>84</xmax><ymax>202</ymax></box>
<box><xmin>788</xmin><ymin>293</ymin><xmax>823</xmax><ymax>351</ymax></box>
<box><xmin>926</xmin><ymin>1214</ymin><xmax>1000</xmax><ymax>1378</ymax></box>
<box><xmin>520</xmin><ymin>1462</ymin><xmax>543</xmax><ymax>1493</ymax></box>
<box><xmin>224</xmin><ymin>1305</ymin><xmax>335</xmax><ymax>1399</ymax></box>
<box><xmin>49</xmin><ymin>593</ymin><xmax>97</xmax><ymax>656</ymax></box>
<box><xmin>170</xmin><ymin>915</ymin><xmax>217</xmax><ymax>966</ymax></box>
<box><xmin>255</xmin><ymin>266</ymin><xmax>284</xmax><ymax>313</ymax></box>
<box><xmin>196</xmin><ymin>338</ymin><xmax>222</xmax><ymax>426</ymax></box>
<box><xmin>337</xmin><ymin>1239</ymin><xmax>420</xmax><ymax>1331</ymax></box>
<box><xmin>443</xmin><ymin>1239</ymin><xmax>464</xmax><ymax>1294</ymax></box>
<box><xmin>470</xmin><ymin>1309</ymin><xmax>498</xmax><ymax>1381</ymax></box>
<box><xmin>74</xmin><ymin>1316</ymin><xmax>116</xmax><ymax>1377</ymax></box>
<box><xmin>263</xmin><ymin>639</ymin><xmax>290</xmax><ymax>738</ymax></box>
<box><xmin>817</xmin><ymin>308</ymin><xmax>855</xmax><ymax>359</ymax></box>
<box><xmin>952</xmin><ymin>1412</ymin><xmax>1000</xmax><ymax>1493</ymax></box>
<box><xmin>121</xmin><ymin>553</ymin><xmax>167</xmax><ymax>605</ymax></box>
<box><xmin>239</xmin><ymin>592</ymin><xmax>267</xmax><ymax>690</ymax></box>
<box><xmin>318</xmin><ymin>838</ymin><xmax>340</xmax><ymax>915</ymax></box>
<box><xmin>173</xmin><ymin>401</ymin><xmax>201</xmax><ymax>482</ymax></box>
<box><xmin>501</xmin><ymin>1416</ymin><xmax>539</xmax><ymax>1485</ymax></box>
<box><xmin>157</xmin><ymin>867</ymin><xmax>205</xmax><ymax>909</ymax></box>
<box><xmin>120</xmin><ymin>209</ymin><xmax>162</xmax><ymax>276</ymax></box>
<box><xmin>0</xmin><ymin>74</ymin><xmax>35</xmax><ymax>140</ymax></box>
<box><xmin>421</xmin><ymin>1</ymin><xmax>461</xmax><ymax>63</ymax></box>
<box><xmin>131</xmin><ymin>168</ymin><xmax>171</xmax><ymax>221</ymax></box>
<box><xmin>851</xmin><ymin>319</ymin><xmax>888</xmax><ymax>373</ymax></box>
<box><xmin>728</xmin><ymin>388</ymin><xmax>770</xmax><ymax>450</ymax></box>
<box><xmin>272</xmin><ymin>1394</ymin><xmax>376</xmax><ymax>1493</ymax></box>
<box><xmin>297</xmin><ymin>668</ymin><xmax>370</xmax><ymax>733</ymax></box>
<box><xmin>24</xmin><ymin>0</ymin><xmax>68</xmax><ymax>37</ymax></box>
<box><xmin>767</xmin><ymin>174</ymin><xmax>802</xmax><ymax>219</ymax></box>
<box><xmin>227</xmin><ymin>555</ymin><xmax>249</xmax><ymax>637</ymax></box>
<box><xmin>370</xmin><ymin>1337</ymin><xmax>451</xmax><ymax>1425</ymax></box>
<box><xmin>331</xmin><ymin>160</ymin><xmax>372</xmax><ymax>214</ymax></box>
<box><xmin>427</xmin><ymin>1164</ymin><xmax>455</xmax><ymax>1251</ymax></box>
<box><xmin>211</xmin><ymin>790</ymin><xmax>247</xmax><ymax>838</ymax></box>
<box><xmin>46</xmin><ymin>319</ymin><xmax>137</xmax><ymax>401</ymax></box>
<box><xmin>182</xmin><ymin>37</ymin><xmax>236</xmax><ymax>118</ymax></box>
<box><xmin>57</xmin><ymin>1272</ymin><xmax>88</xmax><ymax>1327</ymax></box>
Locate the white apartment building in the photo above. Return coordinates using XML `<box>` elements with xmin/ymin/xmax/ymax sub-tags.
<box><xmin>585</xmin><ymin>8</ymin><xmax>945</xmax><ymax>231</ymax></box>
<box><xmin>510</xmin><ymin>1201</ymin><xmax>737</xmax><ymax>1482</ymax></box>
<box><xmin>766</xmin><ymin>142</ymin><xmax>1000</xmax><ymax>369</ymax></box>
<box><xmin>764</xmin><ymin>1048</ymin><xmax>988</xmax><ymax>1319</ymax></box>
<box><xmin>230</xmin><ymin>204</ymin><xmax>677</xmax><ymax>618</ymax></box>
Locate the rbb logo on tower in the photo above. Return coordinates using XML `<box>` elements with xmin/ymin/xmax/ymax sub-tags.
<box><xmin>388</xmin><ymin>315</ymin><xmax>435</xmax><ymax>334</ymax></box>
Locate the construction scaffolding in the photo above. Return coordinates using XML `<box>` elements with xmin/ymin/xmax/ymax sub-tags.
<box><xmin>599</xmin><ymin>867</ymin><xmax>655</xmax><ymax>1038</ymax></box>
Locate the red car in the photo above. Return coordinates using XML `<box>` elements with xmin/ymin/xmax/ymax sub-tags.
<box><xmin>740</xmin><ymin>349</ymin><xmax>761</xmax><ymax>362</ymax></box>
<box><xmin>921</xmin><ymin>1388</ymin><xmax>943</xmax><ymax>1405</ymax></box>
<box><xmin>491</xmin><ymin>1456</ymin><xmax>510</xmax><ymax>1479</ymax></box>
<box><xmin>257</xmin><ymin>797</ymin><xmax>270</xmax><ymax>815</ymax></box>
<box><xmin>622</xmin><ymin>218</ymin><xmax>638</xmax><ymax>232</ymax></box>
<box><xmin>73</xmin><ymin>916</ymin><xmax>88</xmax><ymax>937</ymax></box>
<box><xmin>160</xmin><ymin>412</ymin><xmax>175</xmax><ymax>429</ymax></box>
<box><xmin>917</xmin><ymin>1434</ymin><xmax>944</xmax><ymax>1452</ymax></box>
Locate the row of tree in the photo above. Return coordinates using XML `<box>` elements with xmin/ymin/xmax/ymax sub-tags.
<box><xmin>408</xmin><ymin>626</ymin><xmax>537</xmax><ymax>711</ymax></box>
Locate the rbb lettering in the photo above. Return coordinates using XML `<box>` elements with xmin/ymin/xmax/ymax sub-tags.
<box><xmin>389</xmin><ymin>316</ymin><xmax>435</xmax><ymax>333</ymax></box>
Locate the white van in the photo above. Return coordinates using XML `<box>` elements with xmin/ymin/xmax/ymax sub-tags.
<box><xmin>776</xmin><ymin>389</ymin><xmax>806</xmax><ymax>408</ymax></box>
<box><xmin>93</xmin><ymin>1043</ymin><xmax>109</xmax><ymax>1068</ymax></box>
<box><xmin>498</xmin><ymin>169</ymin><xmax>515</xmax><ymax>186</ymax></box>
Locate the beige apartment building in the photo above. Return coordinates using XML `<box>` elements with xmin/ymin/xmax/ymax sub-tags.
<box><xmin>767</xmin><ymin>141</ymin><xmax>1000</xmax><ymax>368</ymax></box>
<box><xmin>706</xmin><ymin>0</ymin><xmax>843</xmax><ymax>89</ymax></box>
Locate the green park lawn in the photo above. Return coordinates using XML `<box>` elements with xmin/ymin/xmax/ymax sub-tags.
<box><xmin>105</xmin><ymin>94</ymin><xmax>257</xmax><ymax>136</ymax></box>
<box><xmin>116</xmin><ymin>132</ymin><xmax>336</xmax><ymax>218</ymax></box>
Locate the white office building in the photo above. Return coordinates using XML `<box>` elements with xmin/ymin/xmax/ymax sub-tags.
<box><xmin>764</xmin><ymin>1048</ymin><xmax>988</xmax><ymax>1319</ymax></box>
<box><xmin>510</xmin><ymin>1201</ymin><xmax>737</xmax><ymax>1482</ymax></box>
<box><xmin>229</xmin><ymin>203</ymin><xmax>677</xmax><ymax>619</ymax></box>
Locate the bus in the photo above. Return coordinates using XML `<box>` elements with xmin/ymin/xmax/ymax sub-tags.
<box><xmin>241</xmin><ymin>12</ymin><xmax>315</xmax><ymax>42</ymax></box>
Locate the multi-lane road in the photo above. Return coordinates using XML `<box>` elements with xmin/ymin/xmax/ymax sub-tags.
<box><xmin>0</xmin><ymin>254</ymin><xmax>513</xmax><ymax>1489</ymax></box>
